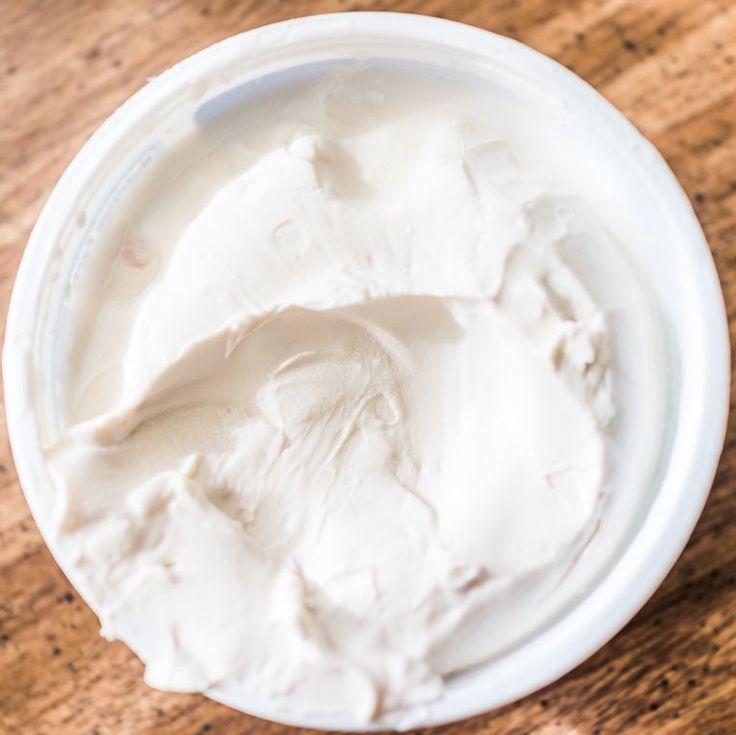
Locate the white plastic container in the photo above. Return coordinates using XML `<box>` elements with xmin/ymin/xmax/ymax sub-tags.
<box><xmin>3</xmin><ymin>12</ymin><xmax>729</xmax><ymax>730</ymax></box>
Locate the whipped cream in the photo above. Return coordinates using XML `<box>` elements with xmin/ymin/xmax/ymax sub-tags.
<box><xmin>47</xmin><ymin>66</ymin><xmax>624</xmax><ymax>721</ymax></box>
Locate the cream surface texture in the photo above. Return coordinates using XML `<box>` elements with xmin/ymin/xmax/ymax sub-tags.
<box><xmin>43</xmin><ymin>66</ymin><xmax>647</xmax><ymax>723</ymax></box>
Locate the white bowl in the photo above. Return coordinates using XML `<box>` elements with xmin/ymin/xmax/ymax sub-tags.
<box><xmin>3</xmin><ymin>12</ymin><xmax>729</xmax><ymax>730</ymax></box>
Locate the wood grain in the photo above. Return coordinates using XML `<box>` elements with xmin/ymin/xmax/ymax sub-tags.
<box><xmin>1</xmin><ymin>1</ymin><xmax>735</xmax><ymax>733</ymax></box>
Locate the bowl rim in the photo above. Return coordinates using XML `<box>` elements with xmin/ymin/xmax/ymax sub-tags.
<box><xmin>3</xmin><ymin>10</ymin><xmax>730</xmax><ymax>731</ymax></box>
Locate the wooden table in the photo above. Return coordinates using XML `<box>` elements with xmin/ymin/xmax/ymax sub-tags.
<box><xmin>1</xmin><ymin>1</ymin><xmax>734</xmax><ymax>733</ymax></box>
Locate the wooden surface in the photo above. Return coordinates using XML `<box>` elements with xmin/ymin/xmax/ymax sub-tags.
<box><xmin>1</xmin><ymin>1</ymin><xmax>735</xmax><ymax>733</ymax></box>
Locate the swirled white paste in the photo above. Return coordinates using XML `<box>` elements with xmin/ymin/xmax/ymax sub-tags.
<box><xmin>47</xmin><ymin>66</ymin><xmax>619</xmax><ymax>722</ymax></box>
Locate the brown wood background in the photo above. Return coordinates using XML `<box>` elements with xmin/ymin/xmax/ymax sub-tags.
<box><xmin>1</xmin><ymin>1</ymin><xmax>735</xmax><ymax>733</ymax></box>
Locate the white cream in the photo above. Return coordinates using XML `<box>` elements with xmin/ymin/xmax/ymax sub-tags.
<box><xmin>46</xmin><ymin>66</ymin><xmax>627</xmax><ymax>722</ymax></box>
